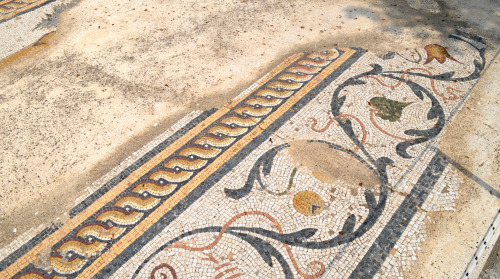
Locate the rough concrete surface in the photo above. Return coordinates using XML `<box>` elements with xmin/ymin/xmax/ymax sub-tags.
<box><xmin>0</xmin><ymin>0</ymin><xmax>499</xmax><ymax>277</ymax></box>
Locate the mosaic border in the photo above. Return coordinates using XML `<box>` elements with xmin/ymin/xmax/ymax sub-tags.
<box><xmin>0</xmin><ymin>0</ymin><xmax>55</xmax><ymax>24</ymax></box>
<box><xmin>0</xmin><ymin>223</ymin><xmax>62</xmax><ymax>271</ymax></box>
<box><xmin>350</xmin><ymin>149</ymin><xmax>448</xmax><ymax>278</ymax></box>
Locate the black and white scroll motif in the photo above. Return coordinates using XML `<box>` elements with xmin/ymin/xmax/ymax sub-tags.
<box><xmin>332</xmin><ymin>31</ymin><xmax>486</xmax><ymax>159</ymax></box>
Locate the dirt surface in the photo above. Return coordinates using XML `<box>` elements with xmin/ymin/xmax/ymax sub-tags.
<box><xmin>403</xmin><ymin>174</ymin><xmax>500</xmax><ymax>278</ymax></box>
<box><xmin>0</xmin><ymin>0</ymin><xmax>499</xmax><ymax>274</ymax></box>
<box><xmin>405</xmin><ymin>48</ymin><xmax>500</xmax><ymax>278</ymax></box>
<box><xmin>288</xmin><ymin>140</ymin><xmax>380</xmax><ymax>189</ymax></box>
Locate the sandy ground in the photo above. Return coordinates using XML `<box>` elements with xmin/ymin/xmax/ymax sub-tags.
<box><xmin>0</xmin><ymin>0</ymin><xmax>499</xmax><ymax>276</ymax></box>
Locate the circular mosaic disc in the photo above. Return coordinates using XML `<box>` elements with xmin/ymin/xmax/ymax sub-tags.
<box><xmin>293</xmin><ymin>191</ymin><xmax>325</xmax><ymax>216</ymax></box>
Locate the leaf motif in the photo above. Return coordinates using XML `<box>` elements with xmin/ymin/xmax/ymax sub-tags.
<box><xmin>423</xmin><ymin>44</ymin><xmax>461</xmax><ymax>65</ymax></box>
<box><xmin>370</xmin><ymin>97</ymin><xmax>412</xmax><ymax>122</ymax></box>
<box><xmin>341</xmin><ymin>214</ymin><xmax>356</xmax><ymax>234</ymax></box>
<box><xmin>364</xmin><ymin>190</ymin><xmax>376</xmax><ymax>210</ymax></box>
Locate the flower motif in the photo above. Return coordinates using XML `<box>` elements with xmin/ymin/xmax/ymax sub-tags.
<box><xmin>423</xmin><ymin>44</ymin><xmax>461</xmax><ymax>65</ymax></box>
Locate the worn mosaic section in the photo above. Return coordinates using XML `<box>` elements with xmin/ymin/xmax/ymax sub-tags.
<box><xmin>0</xmin><ymin>0</ymin><xmax>55</xmax><ymax>23</ymax></box>
<box><xmin>0</xmin><ymin>31</ymin><xmax>487</xmax><ymax>278</ymax></box>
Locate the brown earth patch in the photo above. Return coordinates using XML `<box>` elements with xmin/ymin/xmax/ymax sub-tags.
<box><xmin>288</xmin><ymin>140</ymin><xmax>379</xmax><ymax>190</ymax></box>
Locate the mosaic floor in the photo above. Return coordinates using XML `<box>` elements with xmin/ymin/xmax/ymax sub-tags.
<box><xmin>0</xmin><ymin>30</ymin><xmax>491</xmax><ymax>278</ymax></box>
